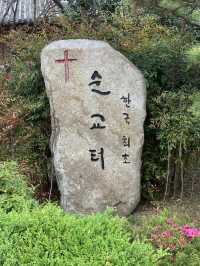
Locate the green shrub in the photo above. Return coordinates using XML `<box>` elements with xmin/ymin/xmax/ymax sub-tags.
<box><xmin>65</xmin><ymin>0</ymin><xmax>121</xmax><ymax>18</ymax></box>
<box><xmin>160</xmin><ymin>237</ymin><xmax>200</xmax><ymax>266</ymax></box>
<box><xmin>0</xmin><ymin>204</ymin><xmax>166</xmax><ymax>266</ymax></box>
<box><xmin>6</xmin><ymin>58</ymin><xmax>49</xmax><ymax>123</ymax></box>
<box><xmin>0</xmin><ymin>161</ymin><xmax>36</xmax><ymax>212</ymax></box>
<box><xmin>0</xmin><ymin>162</ymin><xmax>167</xmax><ymax>265</ymax></box>
<box><xmin>174</xmin><ymin>238</ymin><xmax>200</xmax><ymax>266</ymax></box>
<box><xmin>1</xmin><ymin>34</ymin><xmax>51</xmax><ymax>192</ymax></box>
<box><xmin>145</xmin><ymin>89</ymin><xmax>200</xmax><ymax>197</ymax></box>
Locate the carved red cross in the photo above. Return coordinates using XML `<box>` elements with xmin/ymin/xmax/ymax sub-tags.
<box><xmin>55</xmin><ymin>50</ymin><xmax>77</xmax><ymax>83</ymax></box>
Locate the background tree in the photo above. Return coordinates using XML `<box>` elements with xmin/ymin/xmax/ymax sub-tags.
<box><xmin>130</xmin><ymin>0</ymin><xmax>200</xmax><ymax>30</ymax></box>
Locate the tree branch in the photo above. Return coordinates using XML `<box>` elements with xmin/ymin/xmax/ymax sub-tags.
<box><xmin>171</xmin><ymin>9</ymin><xmax>200</xmax><ymax>28</ymax></box>
<box><xmin>158</xmin><ymin>3</ymin><xmax>200</xmax><ymax>29</ymax></box>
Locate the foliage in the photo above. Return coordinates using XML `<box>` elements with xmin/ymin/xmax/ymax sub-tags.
<box><xmin>159</xmin><ymin>0</ymin><xmax>200</xmax><ymax>25</ymax></box>
<box><xmin>0</xmin><ymin>31</ymin><xmax>52</xmax><ymax>199</ymax></box>
<box><xmin>0</xmin><ymin>204</ymin><xmax>167</xmax><ymax>266</ymax></box>
<box><xmin>174</xmin><ymin>238</ymin><xmax>200</xmax><ymax>266</ymax></box>
<box><xmin>133</xmin><ymin>207</ymin><xmax>200</xmax><ymax>265</ymax></box>
<box><xmin>4</xmin><ymin>30</ymin><xmax>48</xmax><ymax>123</ymax></box>
<box><xmin>6</xmin><ymin>59</ymin><xmax>49</xmax><ymax>123</ymax></box>
<box><xmin>145</xmin><ymin>89</ymin><xmax>200</xmax><ymax>198</ymax></box>
<box><xmin>151</xmin><ymin>89</ymin><xmax>200</xmax><ymax>154</ymax></box>
<box><xmin>0</xmin><ymin>161</ymin><xmax>36</xmax><ymax>213</ymax></box>
<box><xmin>65</xmin><ymin>0</ymin><xmax>122</xmax><ymax>17</ymax></box>
<box><xmin>186</xmin><ymin>45</ymin><xmax>200</xmax><ymax>66</ymax></box>
<box><xmin>0</xmin><ymin>163</ymin><xmax>166</xmax><ymax>265</ymax></box>
<box><xmin>137</xmin><ymin>0</ymin><xmax>200</xmax><ymax>30</ymax></box>
<box><xmin>150</xmin><ymin>219</ymin><xmax>200</xmax><ymax>252</ymax></box>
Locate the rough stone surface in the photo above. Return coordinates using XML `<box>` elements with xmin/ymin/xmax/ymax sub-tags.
<box><xmin>41</xmin><ymin>39</ymin><xmax>146</xmax><ymax>216</ymax></box>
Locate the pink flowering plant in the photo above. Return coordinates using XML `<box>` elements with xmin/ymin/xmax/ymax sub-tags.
<box><xmin>150</xmin><ymin>218</ymin><xmax>200</xmax><ymax>252</ymax></box>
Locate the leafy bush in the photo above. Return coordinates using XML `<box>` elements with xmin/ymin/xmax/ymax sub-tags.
<box><xmin>145</xmin><ymin>89</ymin><xmax>200</xmax><ymax>198</ymax></box>
<box><xmin>0</xmin><ymin>161</ymin><xmax>36</xmax><ymax>212</ymax></box>
<box><xmin>0</xmin><ymin>33</ymin><xmax>51</xmax><ymax>197</ymax></box>
<box><xmin>134</xmin><ymin>208</ymin><xmax>200</xmax><ymax>265</ymax></box>
<box><xmin>150</xmin><ymin>218</ymin><xmax>200</xmax><ymax>252</ymax></box>
<box><xmin>65</xmin><ymin>0</ymin><xmax>121</xmax><ymax>18</ymax></box>
<box><xmin>174</xmin><ymin>238</ymin><xmax>200</xmax><ymax>266</ymax></box>
<box><xmin>152</xmin><ymin>90</ymin><xmax>200</xmax><ymax>153</ymax></box>
<box><xmin>0</xmin><ymin>204</ymin><xmax>166</xmax><ymax>265</ymax></box>
<box><xmin>6</xmin><ymin>56</ymin><xmax>48</xmax><ymax>124</ymax></box>
<box><xmin>0</xmin><ymin>162</ymin><xmax>167</xmax><ymax>265</ymax></box>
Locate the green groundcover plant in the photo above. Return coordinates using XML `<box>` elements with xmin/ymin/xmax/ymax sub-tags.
<box><xmin>0</xmin><ymin>161</ymin><xmax>36</xmax><ymax>213</ymax></box>
<box><xmin>0</xmin><ymin>205</ymin><xmax>166</xmax><ymax>266</ymax></box>
<box><xmin>0</xmin><ymin>162</ymin><xmax>166</xmax><ymax>266</ymax></box>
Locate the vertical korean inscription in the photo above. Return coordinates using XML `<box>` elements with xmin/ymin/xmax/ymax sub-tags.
<box><xmin>88</xmin><ymin>70</ymin><xmax>111</xmax><ymax>170</ymax></box>
<box><xmin>120</xmin><ymin>93</ymin><xmax>132</xmax><ymax>164</ymax></box>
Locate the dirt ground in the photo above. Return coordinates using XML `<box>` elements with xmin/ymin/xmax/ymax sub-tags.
<box><xmin>131</xmin><ymin>196</ymin><xmax>200</xmax><ymax>227</ymax></box>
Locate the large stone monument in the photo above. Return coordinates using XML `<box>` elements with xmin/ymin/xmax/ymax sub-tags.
<box><xmin>41</xmin><ymin>40</ymin><xmax>146</xmax><ymax>216</ymax></box>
